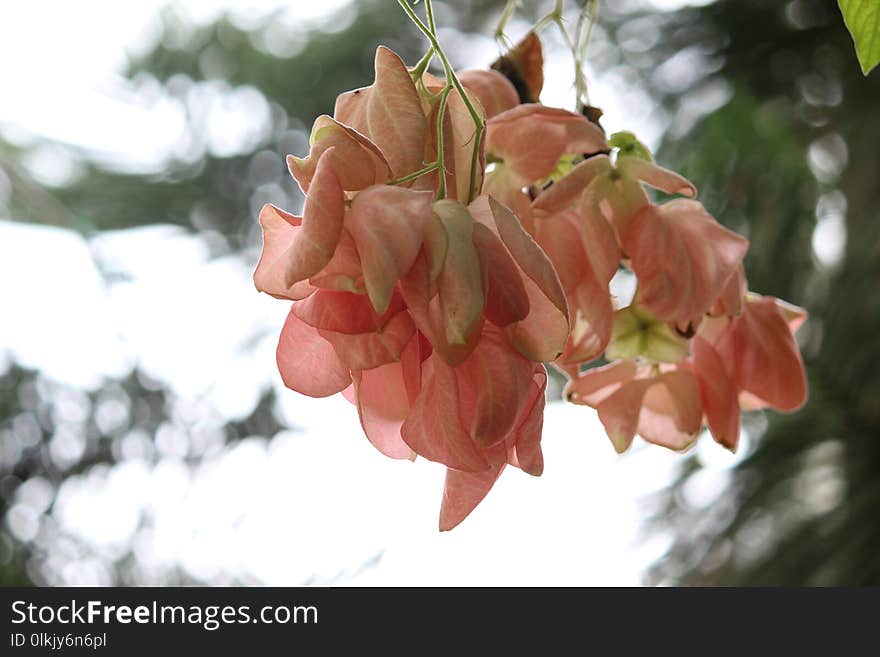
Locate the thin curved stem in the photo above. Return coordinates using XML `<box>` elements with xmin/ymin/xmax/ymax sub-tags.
<box><xmin>494</xmin><ymin>0</ymin><xmax>519</xmax><ymax>49</ymax></box>
<box><xmin>542</xmin><ymin>0</ymin><xmax>600</xmax><ymax>112</ymax></box>
<box><xmin>397</xmin><ymin>0</ymin><xmax>486</xmax><ymax>203</ymax></box>
<box><xmin>387</xmin><ymin>162</ymin><xmax>440</xmax><ymax>186</ymax></box>
<box><xmin>535</xmin><ymin>0</ymin><xmax>565</xmax><ymax>32</ymax></box>
<box><xmin>425</xmin><ymin>0</ymin><xmax>437</xmax><ymax>34</ymax></box>
<box><xmin>575</xmin><ymin>0</ymin><xmax>600</xmax><ymax>111</ymax></box>
<box><xmin>434</xmin><ymin>86</ymin><xmax>451</xmax><ymax>199</ymax></box>
<box><xmin>582</xmin><ymin>0</ymin><xmax>600</xmax><ymax>57</ymax></box>
<box><xmin>411</xmin><ymin>47</ymin><xmax>434</xmax><ymax>80</ymax></box>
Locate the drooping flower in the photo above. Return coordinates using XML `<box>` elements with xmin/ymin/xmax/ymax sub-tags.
<box><xmin>254</xmin><ymin>43</ymin><xmax>572</xmax><ymax>528</ymax></box>
<box><xmin>527</xmin><ymin>142</ymin><xmax>702</xmax><ymax>367</ymax></box>
<box><xmin>565</xmin><ymin>360</ymin><xmax>703</xmax><ymax>453</ymax></box>
<box><xmin>251</xmin><ymin>24</ymin><xmax>810</xmax><ymax>531</ymax></box>
<box><xmin>532</xmin><ymin>145</ymin><xmax>747</xmax><ymax>347</ymax></box>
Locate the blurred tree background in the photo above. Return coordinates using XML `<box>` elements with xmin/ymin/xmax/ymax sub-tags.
<box><xmin>1</xmin><ymin>0</ymin><xmax>877</xmax><ymax>585</ymax></box>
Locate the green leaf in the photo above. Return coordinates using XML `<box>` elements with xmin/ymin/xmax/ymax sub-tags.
<box><xmin>608</xmin><ymin>131</ymin><xmax>653</xmax><ymax>162</ymax></box>
<box><xmin>839</xmin><ymin>0</ymin><xmax>880</xmax><ymax>75</ymax></box>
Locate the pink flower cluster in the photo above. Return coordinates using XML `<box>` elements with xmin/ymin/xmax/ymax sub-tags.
<box><xmin>254</xmin><ymin>43</ymin><xmax>807</xmax><ymax>529</ymax></box>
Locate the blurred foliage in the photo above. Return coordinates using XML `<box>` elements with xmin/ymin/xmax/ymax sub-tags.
<box><xmin>601</xmin><ymin>0</ymin><xmax>880</xmax><ymax>584</ymax></box>
<box><xmin>4</xmin><ymin>0</ymin><xmax>502</xmax><ymax>240</ymax></box>
<box><xmin>0</xmin><ymin>361</ymin><xmax>285</xmax><ymax>585</ymax></box>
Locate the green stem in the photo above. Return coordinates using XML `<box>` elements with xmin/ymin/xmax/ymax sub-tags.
<box><xmin>387</xmin><ymin>162</ymin><xmax>440</xmax><ymax>186</ymax></box>
<box><xmin>582</xmin><ymin>0</ymin><xmax>599</xmax><ymax>56</ymax></box>
<box><xmin>535</xmin><ymin>0</ymin><xmax>565</xmax><ymax>33</ymax></box>
<box><xmin>425</xmin><ymin>0</ymin><xmax>437</xmax><ymax>34</ymax></box>
<box><xmin>572</xmin><ymin>8</ymin><xmax>588</xmax><ymax>111</ymax></box>
<box><xmin>575</xmin><ymin>0</ymin><xmax>600</xmax><ymax>111</ymax></box>
<box><xmin>434</xmin><ymin>85</ymin><xmax>451</xmax><ymax>199</ymax></box>
<box><xmin>397</xmin><ymin>0</ymin><xmax>486</xmax><ymax>203</ymax></box>
<box><xmin>542</xmin><ymin>0</ymin><xmax>599</xmax><ymax>112</ymax></box>
<box><xmin>494</xmin><ymin>0</ymin><xmax>519</xmax><ymax>48</ymax></box>
<box><xmin>410</xmin><ymin>47</ymin><xmax>434</xmax><ymax>80</ymax></box>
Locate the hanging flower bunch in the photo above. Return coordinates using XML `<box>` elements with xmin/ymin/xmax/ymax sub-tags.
<box><xmin>254</xmin><ymin>0</ymin><xmax>808</xmax><ymax>530</ymax></box>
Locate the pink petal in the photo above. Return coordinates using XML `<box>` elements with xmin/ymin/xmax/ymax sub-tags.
<box><xmin>457</xmin><ymin>69</ymin><xmax>519</xmax><ymax>118</ymax></box>
<box><xmin>565</xmin><ymin>359</ymin><xmax>638</xmax><ymax>406</ymax></box>
<box><xmin>400</xmin><ymin>353</ymin><xmax>490</xmax><ymax>472</ymax></box>
<box><xmin>728</xmin><ymin>296</ymin><xmax>808</xmax><ymax>412</ymax></box>
<box><xmin>453</xmin><ymin>324</ymin><xmax>535</xmax><ymax>448</ymax></box>
<box><xmin>284</xmin><ymin>149</ymin><xmax>346</xmax><ymax>286</ymax></box>
<box><xmin>624</xmin><ymin>200</ymin><xmax>749</xmax><ymax>324</ymax></box>
<box><xmin>578</xmin><ymin>178</ymin><xmax>622</xmax><ymax>285</ymax></box>
<box><xmin>480</xmin><ymin>171</ymin><xmax>533</xmax><ymax>223</ymax></box>
<box><xmin>474</xmin><ymin>196</ymin><xmax>569</xmax><ymax>362</ymax></box>
<box><xmin>597</xmin><ymin>379</ymin><xmax>654</xmax><ymax>453</ymax></box>
<box><xmin>276</xmin><ymin>308</ymin><xmax>351</xmax><ymax>397</ymax></box>
<box><xmin>400</xmin><ymin>330</ymin><xmax>429</xmax><ymax>404</ymax></box>
<box><xmin>399</xmin><ymin>252</ymin><xmax>483</xmax><ymax>366</ymax></box>
<box><xmin>541</xmin><ymin>181</ymin><xmax>621</xmax><ymax>366</ymax></box>
<box><xmin>439</xmin><ymin>458</ymin><xmax>506</xmax><ymax>531</ymax></box>
<box><xmin>603</xmin><ymin>177</ymin><xmax>651</xmax><ymax>236</ymax></box>
<box><xmin>709</xmin><ymin>264</ymin><xmax>747</xmax><ymax>318</ymax></box>
<box><xmin>347</xmin><ymin>185</ymin><xmax>433</xmax><ymax>314</ymax></box>
<box><xmin>638</xmin><ymin>371</ymin><xmax>703</xmax><ymax>450</ymax></box>
<box><xmin>293</xmin><ymin>288</ymin><xmax>403</xmax><ymax>334</ymax></box>
<box><xmin>308</xmin><ymin>228</ymin><xmax>364</xmax><ymax>293</ymax></box>
<box><xmin>509</xmin><ymin>364</ymin><xmax>548</xmax><ymax>476</ymax></box>
<box><xmin>472</xmin><ymin>222</ymin><xmax>530</xmax><ymax>327</ymax></box>
<box><xmin>320</xmin><ymin>309</ymin><xmax>416</xmax><ymax>371</ymax></box>
<box><xmin>618</xmin><ymin>157</ymin><xmax>697</xmax><ymax>198</ymax></box>
<box><xmin>433</xmin><ymin>200</ymin><xmax>486</xmax><ymax>347</ymax></box>
<box><xmin>692</xmin><ymin>336</ymin><xmax>740</xmax><ymax>450</ymax></box>
<box><xmin>287</xmin><ymin>115</ymin><xmax>390</xmax><ymax>193</ymax></box>
<box><xmin>351</xmin><ymin>362</ymin><xmax>415</xmax><ymax>460</ymax></box>
<box><xmin>559</xmin><ymin>278</ymin><xmax>614</xmax><ymax>365</ymax></box>
<box><xmin>423</xmin><ymin>213</ymin><xmax>448</xmax><ymax>285</ymax></box>
<box><xmin>775</xmin><ymin>297</ymin><xmax>808</xmax><ymax>333</ymax></box>
<box><xmin>443</xmin><ymin>85</ymin><xmax>485</xmax><ymax>204</ymax></box>
<box><xmin>487</xmin><ymin>105</ymin><xmax>566</xmax><ymax>181</ymax></box>
<box><xmin>530</xmin><ymin>155</ymin><xmax>613</xmax><ymax>217</ymax></box>
<box><xmin>487</xmin><ymin>104</ymin><xmax>608</xmax><ymax>182</ymax></box>
<box><xmin>253</xmin><ymin>204</ymin><xmax>315</xmax><ymax>300</ymax></box>
<box><xmin>534</xmin><ymin>209</ymin><xmax>590</xmax><ymax>291</ymax></box>
<box><xmin>333</xmin><ymin>46</ymin><xmax>428</xmax><ymax>179</ymax></box>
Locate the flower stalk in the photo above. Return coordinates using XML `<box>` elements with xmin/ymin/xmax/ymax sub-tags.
<box><xmin>397</xmin><ymin>0</ymin><xmax>486</xmax><ymax>203</ymax></box>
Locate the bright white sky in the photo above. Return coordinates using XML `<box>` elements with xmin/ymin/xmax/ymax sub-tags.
<box><xmin>0</xmin><ymin>0</ymin><xmax>741</xmax><ymax>585</ymax></box>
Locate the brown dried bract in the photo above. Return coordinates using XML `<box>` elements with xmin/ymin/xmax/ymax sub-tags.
<box><xmin>491</xmin><ymin>31</ymin><xmax>544</xmax><ymax>104</ymax></box>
